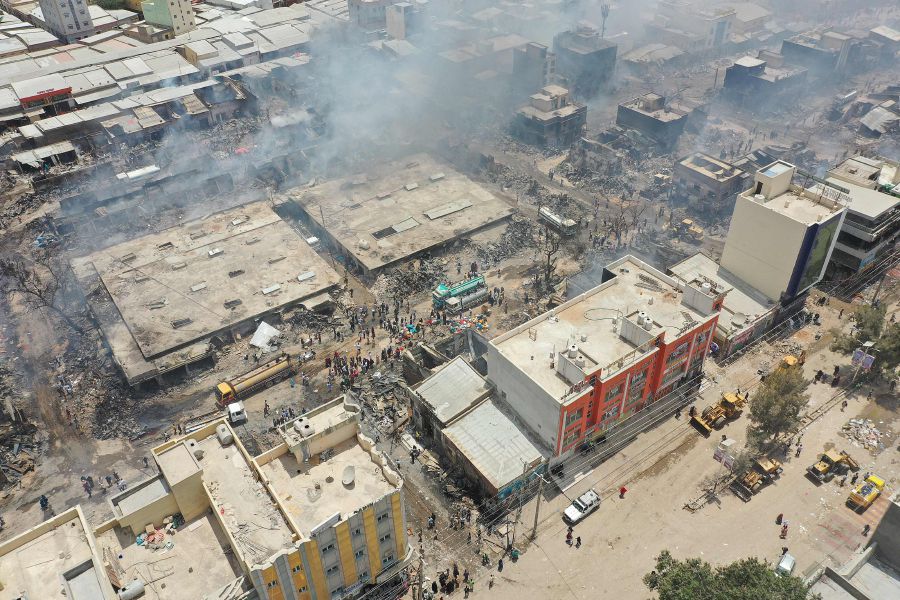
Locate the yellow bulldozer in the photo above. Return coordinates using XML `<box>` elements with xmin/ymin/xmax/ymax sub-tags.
<box><xmin>690</xmin><ymin>391</ymin><xmax>747</xmax><ymax>436</ymax></box>
<box><xmin>672</xmin><ymin>218</ymin><xmax>704</xmax><ymax>242</ymax></box>
<box><xmin>806</xmin><ymin>449</ymin><xmax>859</xmax><ymax>483</ymax></box>
<box><xmin>731</xmin><ymin>457</ymin><xmax>783</xmax><ymax>501</ymax></box>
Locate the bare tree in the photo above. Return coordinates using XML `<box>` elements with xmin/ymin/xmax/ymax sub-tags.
<box><xmin>699</xmin><ymin>450</ymin><xmax>753</xmax><ymax>498</ymax></box>
<box><xmin>537</xmin><ymin>228</ymin><xmax>561</xmax><ymax>292</ymax></box>
<box><xmin>0</xmin><ymin>252</ymin><xmax>86</xmax><ymax>336</ymax></box>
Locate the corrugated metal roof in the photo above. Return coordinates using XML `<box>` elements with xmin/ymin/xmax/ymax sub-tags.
<box><xmin>443</xmin><ymin>400</ymin><xmax>546</xmax><ymax>492</ymax></box>
<box><xmin>414</xmin><ymin>357</ymin><xmax>490</xmax><ymax>425</ymax></box>
<box><xmin>424</xmin><ymin>199</ymin><xmax>473</xmax><ymax>220</ymax></box>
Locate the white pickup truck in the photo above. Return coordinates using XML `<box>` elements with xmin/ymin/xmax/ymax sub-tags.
<box><xmin>227</xmin><ymin>402</ymin><xmax>247</xmax><ymax>425</ymax></box>
<box><xmin>563</xmin><ymin>489</ymin><xmax>601</xmax><ymax>525</ymax></box>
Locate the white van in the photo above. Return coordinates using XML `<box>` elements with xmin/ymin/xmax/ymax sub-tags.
<box><xmin>227</xmin><ymin>402</ymin><xmax>247</xmax><ymax>425</ymax></box>
<box><xmin>775</xmin><ymin>553</ymin><xmax>795</xmax><ymax>577</ymax></box>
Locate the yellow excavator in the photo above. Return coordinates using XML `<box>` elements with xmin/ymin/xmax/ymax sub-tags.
<box><xmin>806</xmin><ymin>449</ymin><xmax>859</xmax><ymax>483</ymax></box>
<box><xmin>731</xmin><ymin>457</ymin><xmax>784</xmax><ymax>501</ymax></box>
<box><xmin>690</xmin><ymin>391</ymin><xmax>747</xmax><ymax>436</ymax></box>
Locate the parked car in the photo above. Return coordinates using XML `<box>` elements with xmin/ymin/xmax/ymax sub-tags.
<box><xmin>563</xmin><ymin>489</ymin><xmax>601</xmax><ymax>524</ymax></box>
<box><xmin>775</xmin><ymin>553</ymin><xmax>796</xmax><ymax>577</ymax></box>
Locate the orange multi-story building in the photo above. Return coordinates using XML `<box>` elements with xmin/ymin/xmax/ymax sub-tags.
<box><xmin>486</xmin><ymin>255</ymin><xmax>725</xmax><ymax>458</ymax></box>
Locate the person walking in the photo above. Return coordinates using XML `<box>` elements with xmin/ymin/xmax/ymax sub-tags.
<box><xmin>795</xmin><ymin>443</ymin><xmax>803</xmax><ymax>458</ymax></box>
<box><xmin>575</xmin><ymin>536</ymin><xmax>582</xmax><ymax>548</ymax></box>
<box><xmin>498</xmin><ymin>558</ymin><xmax>504</xmax><ymax>572</ymax></box>
<box><xmin>619</xmin><ymin>485</ymin><xmax>628</xmax><ymax>498</ymax></box>
<box><xmin>566</xmin><ymin>530</ymin><xmax>573</xmax><ymax>546</ymax></box>
<box><xmin>863</xmin><ymin>524</ymin><xmax>870</xmax><ymax>536</ymax></box>
<box><xmin>851</xmin><ymin>472</ymin><xmax>859</xmax><ymax>485</ymax></box>
<box><xmin>776</xmin><ymin>513</ymin><xmax>783</xmax><ymax>525</ymax></box>
<box><xmin>489</xmin><ymin>575</ymin><xmax>495</xmax><ymax>589</ymax></box>
<box><xmin>780</xmin><ymin>524</ymin><xmax>788</xmax><ymax>539</ymax></box>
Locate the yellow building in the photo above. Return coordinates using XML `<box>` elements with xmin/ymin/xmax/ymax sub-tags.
<box><xmin>0</xmin><ymin>395</ymin><xmax>411</xmax><ymax>600</ymax></box>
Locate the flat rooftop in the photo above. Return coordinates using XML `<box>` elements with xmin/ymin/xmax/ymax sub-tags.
<box><xmin>811</xmin><ymin>559</ymin><xmax>900</xmax><ymax>600</ymax></box>
<box><xmin>0</xmin><ymin>509</ymin><xmax>105</xmax><ymax>600</ymax></box>
<box><xmin>288</xmin><ymin>154</ymin><xmax>512</xmax><ymax>273</ymax></box>
<box><xmin>72</xmin><ymin>202</ymin><xmax>339</xmax><ymax>378</ymax></box>
<box><xmin>443</xmin><ymin>399</ymin><xmax>547</xmax><ymax>492</ymax></box>
<box><xmin>414</xmin><ymin>357</ymin><xmax>492</xmax><ymax>424</ymax></box>
<box><xmin>492</xmin><ymin>256</ymin><xmax>711</xmax><ymax>398</ymax></box>
<box><xmin>820</xmin><ymin>178</ymin><xmax>897</xmax><ymax>220</ymax></box>
<box><xmin>669</xmin><ymin>253</ymin><xmax>777</xmax><ymax>337</ymax></box>
<box><xmin>95</xmin><ymin>513</ymin><xmax>243</xmax><ymax>600</ymax></box>
<box><xmin>746</xmin><ymin>186</ymin><xmax>844</xmax><ymax>225</ymax></box>
<box><xmin>678</xmin><ymin>152</ymin><xmax>744</xmax><ymax>181</ymax></box>
<box><xmin>192</xmin><ymin>432</ymin><xmax>296</xmax><ymax>566</ymax></box>
<box><xmin>620</xmin><ymin>96</ymin><xmax>685</xmax><ymax>122</ymax></box>
<box><xmin>262</xmin><ymin>439</ymin><xmax>395</xmax><ymax>535</ymax></box>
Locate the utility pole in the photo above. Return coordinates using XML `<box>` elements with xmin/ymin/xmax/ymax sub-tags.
<box><xmin>530</xmin><ymin>462</ymin><xmax>548</xmax><ymax>540</ymax></box>
<box><xmin>416</xmin><ymin>534</ymin><xmax>425</xmax><ymax>600</ymax></box>
<box><xmin>510</xmin><ymin>461</ymin><xmax>528</xmax><ymax>549</ymax></box>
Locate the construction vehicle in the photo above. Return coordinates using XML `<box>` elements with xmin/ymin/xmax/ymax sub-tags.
<box><xmin>215</xmin><ymin>353</ymin><xmax>295</xmax><ymax>407</ymax></box>
<box><xmin>782</xmin><ymin>351</ymin><xmax>806</xmax><ymax>368</ymax></box>
<box><xmin>432</xmin><ymin>275</ymin><xmax>489</xmax><ymax>313</ymax></box>
<box><xmin>847</xmin><ymin>474</ymin><xmax>885</xmax><ymax>512</ymax></box>
<box><xmin>672</xmin><ymin>218</ymin><xmax>704</xmax><ymax>242</ymax></box>
<box><xmin>730</xmin><ymin>457</ymin><xmax>783</xmax><ymax>501</ymax></box>
<box><xmin>539</xmin><ymin>207</ymin><xmax>578</xmax><ymax>236</ymax></box>
<box><xmin>690</xmin><ymin>391</ymin><xmax>746</xmax><ymax>435</ymax></box>
<box><xmin>806</xmin><ymin>449</ymin><xmax>859</xmax><ymax>483</ymax></box>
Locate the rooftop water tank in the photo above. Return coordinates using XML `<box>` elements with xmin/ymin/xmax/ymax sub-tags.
<box><xmin>701</xmin><ymin>281</ymin><xmax>712</xmax><ymax>294</ymax></box>
<box><xmin>568</xmin><ymin>344</ymin><xmax>578</xmax><ymax>358</ymax></box>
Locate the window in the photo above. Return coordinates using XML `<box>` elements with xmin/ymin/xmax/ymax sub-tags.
<box><xmin>292</xmin><ymin>565</ymin><xmax>302</xmax><ymax>573</ymax></box>
<box><xmin>382</xmin><ymin>554</ymin><xmax>395</xmax><ymax>566</ymax></box>
<box><xmin>267</xmin><ymin>580</ymin><xmax>279</xmax><ymax>588</ymax></box>
<box><xmin>355</xmin><ymin>549</ymin><xmax>365</xmax><ymax>558</ymax></box>
<box><xmin>562</xmin><ymin>427</ymin><xmax>581</xmax><ymax>449</ymax></box>
<box><xmin>564</xmin><ymin>408</ymin><xmax>583</xmax><ymax>428</ymax></box>
<box><xmin>326</xmin><ymin>565</ymin><xmax>340</xmax><ymax>575</ymax></box>
<box><xmin>359</xmin><ymin>571</ymin><xmax>369</xmax><ymax>580</ymax></box>
<box><xmin>352</xmin><ymin>527</ymin><xmax>362</xmax><ymax>536</ymax></box>
<box><xmin>605</xmin><ymin>383</ymin><xmax>622</xmax><ymax>401</ymax></box>
<box><xmin>321</xmin><ymin>543</ymin><xmax>335</xmax><ymax>553</ymax></box>
<box><xmin>602</xmin><ymin>405</ymin><xmax>620</xmax><ymax>422</ymax></box>
<box><xmin>376</xmin><ymin>513</ymin><xmax>390</xmax><ymax>523</ymax></box>
<box><xmin>298</xmin><ymin>586</ymin><xmax>307</xmax><ymax>593</ymax></box>
<box><xmin>379</xmin><ymin>533</ymin><xmax>392</xmax><ymax>543</ymax></box>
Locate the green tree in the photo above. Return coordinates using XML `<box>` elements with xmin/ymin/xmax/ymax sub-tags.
<box><xmin>831</xmin><ymin>305</ymin><xmax>885</xmax><ymax>354</ymax></box>
<box><xmin>644</xmin><ymin>550</ymin><xmax>819</xmax><ymax>600</ymax></box>
<box><xmin>747</xmin><ymin>364</ymin><xmax>809</xmax><ymax>452</ymax></box>
<box><xmin>831</xmin><ymin>305</ymin><xmax>900</xmax><ymax>377</ymax></box>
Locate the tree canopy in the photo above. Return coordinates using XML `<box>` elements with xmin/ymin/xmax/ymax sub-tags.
<box><xmin>831</xmin><ymin>305</ymin><xmax>900</xmax><ymax>378</ymax></box>
<box><xmin>747</xmin><ymin>364</ymin><xmax>809</xmax><ymax>451</ymax></box>
<box><xmin>644</xmin><ymin>550</ymin><xmax>819</xmax><ymax>600</ymax></box>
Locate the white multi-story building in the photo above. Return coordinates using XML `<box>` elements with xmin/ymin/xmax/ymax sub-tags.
<box><xmin>37</xmin><ymin>0</ymin><xmax>95</xmax><ymax>43</ymax></box>
<box><xmin>720</xmin><ymin>161</ymin><xmax>847</xmax><ymax>303</ymax></box>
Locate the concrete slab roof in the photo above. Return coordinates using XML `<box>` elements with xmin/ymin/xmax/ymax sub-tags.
<box><xmin>261</xmin><ymin>439</ymin><xmax>396</xmax><ymax>536</ymax></box>
<box><xmin>95</xmin><ymin>513</ymin><xmax>241</xmax><ymax>600</ymax></box>
<box><xmin>414</xmin><ymin>356</ymin><xmax>491</xmax><ymax>425</ymax></box>
<box><xmin>71</xmin><ymin>202</ymin><xmax>340</xmax><ymax>360</ymax></box>
<box><xmin>678</xmin><ymin>152</ymin><xmax>744</xmax><ymax>181</ymax></box>
<box><xmin>0</xmin><ymin>508</ymin><xmax>113</xmax><ymax>600</ymax></box>
<box><xmin>197</xmin><ymin>432</ymin><xmax>296</xmax><ymax>566</ymax></box>
<box><xmin>822</xmin><ymin>178</ymin><xmax>897</xmax><ymax>220</ymax></box>
<box><xmin>289</xmin><ymin>154</ymin><xmax>512</xmax><ymax>273</ymax></box>
<box><xmin>668</xmin><ymin>252</ymin><xmax>776</xmax><ymax>337</ymax></box>
<box><xmin>443</xmin><ymin>399</ymin><xmax>547</xmax><ymax>492</ymax></box>
<box><xmin>491</xmin><ymin>256</ymin><xmax>714</xmax><ymax>399</ymax></box>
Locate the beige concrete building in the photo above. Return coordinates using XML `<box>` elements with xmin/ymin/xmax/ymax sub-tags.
<box><xmin>720</xmin><ymin>161</ymin><xmax>847</xmax><ymax>302</ymax></box>
<box><xmin>0</xmin><ymin>395</ymin><xmax>410</xmax><ymax>600</ymax></box>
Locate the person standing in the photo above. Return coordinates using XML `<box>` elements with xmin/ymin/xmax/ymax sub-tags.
<box><xmin>619</xmin><ymin>485</ymin><xmax>628</xmax><ymax>498</ymax></box>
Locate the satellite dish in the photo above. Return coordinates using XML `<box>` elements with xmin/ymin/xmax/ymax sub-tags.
<box><xmin>342</xmin><ymin>465</ymin><xmax>356</xmax><ymax>487</ymax></box>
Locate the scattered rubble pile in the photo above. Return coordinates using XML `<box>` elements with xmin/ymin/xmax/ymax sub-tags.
<box><xmin>287</xmin><ymin>307</ymin><xmax>342</xmax><ymax>332</ymax></box>
<box><xmin>0</xmin><ymin>412</ymin><xmax>39</xmax><ymax>487</ymax></box>
<box><xmin>355</xmin><ymin>372</ymin><xmax>408</xmax><ymax>435</ymax></box>
<box><xmin>474</xmin><ymin>216</ymin><xmax>536</xmax><ymax>265</ymax></box>
<box><xmin>841</xmin><ymin>418</ymin><xmax>888</xmax><ymax>453</ymax></box>
<box><xmin>371</xmin><ymin>259</ymin><xmax>446</xmax><ymax>299</ymax></box>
